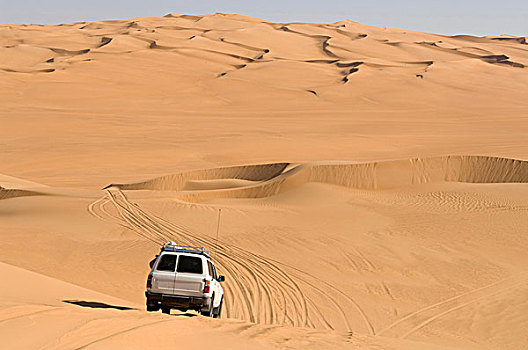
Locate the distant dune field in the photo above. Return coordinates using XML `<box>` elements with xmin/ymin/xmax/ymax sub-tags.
<box><xmin>1</xmin><ymin>14</ymin><xmax>527</xmax><ymax>350</ymax></box>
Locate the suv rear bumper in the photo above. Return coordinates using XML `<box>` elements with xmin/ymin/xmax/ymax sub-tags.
<box><xmin>146</xmin><ymin>291</ymin><xmax>209</xmax><ymax>310</ymax></box>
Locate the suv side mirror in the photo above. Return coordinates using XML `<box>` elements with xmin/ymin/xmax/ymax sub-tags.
<box><xmin>217</xmin><ymin>275</ymin><xmax>225</xmax><ymax>282</ymax></box>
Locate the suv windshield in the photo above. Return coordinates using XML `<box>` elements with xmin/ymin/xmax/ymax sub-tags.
<box><xmin>177</xmin><ymin>255</ymin><xmax>203</xmax><ymax>274</ymax></box>
<box><xmin>157</xmin><ymin>254</ymin><xmax>176</xmax><ymax>271</ymax></box>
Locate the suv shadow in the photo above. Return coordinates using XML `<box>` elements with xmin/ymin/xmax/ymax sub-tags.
<box><xmin>63</xmin><ymin>300</ymin><xmax>135</xmax><ymax>310</ymax></box>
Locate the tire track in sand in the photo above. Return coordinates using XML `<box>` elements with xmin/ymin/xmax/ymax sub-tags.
<box><xmin>399</xmin><ymin>280</ymin><xmax>528</xmax><ymax>339</ymax></box>
<box><xmin>87</xmin><ymin>189</ymin><xmax>375</xmax><ymax>333</ymax></box>
<box><xmin>74</xmin><ymin>319</ymin><xmax>172</xmax><ymax>349</ymax></box>
<box><xmin>377</xmin><ymin>273</ymin><xmax>528</xmax><ymax>338</ymax></box>
<box><xmin>106</xmin><ymin>189</ymin><xmax>311</xmax><ymax>328</ymax></box>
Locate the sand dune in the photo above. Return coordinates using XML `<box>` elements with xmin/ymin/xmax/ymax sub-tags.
<box><xmin>3</xmin><ymin>261</ymin><xmax>465</xmax><ymax>350</ymax></box>
<box><xmin>3</xmin><ymin>175</ymin><xmax>526</xmax><ymax>349</ymax></box>
<box><xmin>1</xmin><ymin>14</ymin><xmax>527</xmax><ymax>188</ymax></box>
<box><xmin>106</xmin><ymin>163</ymin><xmax>288</xmax><ymax>191</ymax></box>
<box><xmin>1</xmin><ymin>14</ymin><xmax>526</xmax><ymax>99</ymax></box>
<box><xmin>0</xmin><ymin>174</ymin><xmax>47</xmax><ymax>200</ymax></box>
<box><xmin>0</xmin><ymin>173</ymin><xmax>48</xmax><ymax>189</ymax></box>
<box><xmin>1</xmin><ymin>13</ymin><xmax>528</xmax><ymax>350</ymax></box>
<box><xmin>0</xmin><ymin>262</ymin><xmax>359</xmax><ymax>350</ymax></box>
<box><xmin>108</xmin><ymin>156</ymin><xmax>528</xmax><ymax>202</ymax></box>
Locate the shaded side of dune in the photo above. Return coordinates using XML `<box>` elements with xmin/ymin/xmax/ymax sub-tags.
<box><xmin>0</xmin><ymin>187</ymin><xmax>42</xmax><ymax>200</ymax></box>
<box><xmin>106</xmin><ymin>162</ymin><xmax>289</xmax><ymax>191</ymax></box>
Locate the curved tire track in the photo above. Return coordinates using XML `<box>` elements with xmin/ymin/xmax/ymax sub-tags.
<box><xmin>378</xmin><ymin>274</ymin><xmax>528</xmax><ymax>338</ymax></box>
<box><xmin>87</xmin><ymin>189</ymin><xmax>374</xmax><ymax>333</ymax></box>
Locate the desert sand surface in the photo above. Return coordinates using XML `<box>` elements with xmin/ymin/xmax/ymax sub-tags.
<box><xmin>1</xmin><ymin>13</ymin><xmax>528</xmax><ymax>349</ymax></box>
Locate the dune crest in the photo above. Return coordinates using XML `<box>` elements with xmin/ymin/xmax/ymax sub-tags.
<box><xmin>1</xmin><ymin>13</ymin><xmax>526</xmax><ymax>91</ymax></box>
<box><xmin>108</xmin><ymin>156</ymin><xmax>528</xmax><ymax>201</ymax></box>
<box><xmin>105</xmin><ymin>162</ymin><xmax>289</xmax><ymax>191</ymax></box>
<box><xmin>0</xmin><ymin>174</ymin><xmax>48</xmax><ymax>200</ymax></box>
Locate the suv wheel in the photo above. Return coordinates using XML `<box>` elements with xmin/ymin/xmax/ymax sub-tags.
<box><xmin>146</xmin><ymin>298</ymin><xmax>159</xmax><ymax>312</ymax></box>
<box><xmin>201</xmin><ymin>294</ymin><xmax>214</xmax><ymax>317</ymax></box>
<box><xmin>161</xmin><ymin>307</ymin><xmax>171</xmax><ymax>314</ymax></box>
<box><xmin>213</xmin><ymin>297</ymin><xmax>223</xmax><ymax>318</ymax></box>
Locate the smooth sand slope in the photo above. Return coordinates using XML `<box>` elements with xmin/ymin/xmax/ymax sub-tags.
<box><xmin>1</xmin><ymin>262</ymin><xmax>367</xmax><ymax>350</ymax></box>
<box><xmin>1</xmin><ymin>13</ymin><xmax>528</xmax><ymax>187</ymax></box>
<box><xmin>2</xmin><ymin>266</ymin><xmax>458</xmax><ymax>350</ymax></box>
<box><xmin>1</xmin><ymin>13</ymin><xmax>528</xmax><ymax>349</ymax></box>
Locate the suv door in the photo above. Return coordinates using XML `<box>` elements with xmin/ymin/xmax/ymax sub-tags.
<box><xmin>174</xmin><ymin>254</ymin><xmax>205</xmax><ymax>297</ymax></box>
<box><xmin>151</xmin><ymin>253</ymin><xmax>177</xmax><ymax>294</ymax></box>
<box><xmin>209</xmin><ymin>261</ymin><xmax>222</xmax><ymax>306</ymax></box>
<box><xmin>207</xmin><ymin>260</ymin><xmax>220</xmax><ymax>305</ymax></box>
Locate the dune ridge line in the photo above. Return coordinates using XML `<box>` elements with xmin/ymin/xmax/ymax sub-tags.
<box><xmin>105</xmin><ymin>156</ymin><xmax>528</xmax><ymax>202</ymax></box>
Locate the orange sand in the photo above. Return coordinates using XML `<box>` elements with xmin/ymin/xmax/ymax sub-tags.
<box><xmin>1</xmin><ymin>13</ymin><xmax>527</xmax><ymax>349</ymax></box>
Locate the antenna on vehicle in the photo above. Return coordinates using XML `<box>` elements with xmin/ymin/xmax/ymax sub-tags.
<box><xmin>213</xmin><ymin>208</ymin><xmax>222</xmax><ymax>258</ymax></box>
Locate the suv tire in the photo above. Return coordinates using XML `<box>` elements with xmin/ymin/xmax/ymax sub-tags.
<box><xmin>201</xmin><ymin>294</ymin><xmax>214</xmax><ymax>317</ymax></box>
<box><xmin>147</xmin><ymin>298</ymin><xmax>159</xmax><ymax>312</ymax></box>
<box><xmin>213</xmin><ymin>297</ymin><xmax>223</xmax><ymax>318</ymax></box>
<box><xmin>161</xmin><ymin>307</ymin><xmax>171</xmax><ymax>314</ymax></box>
<box><xmin>146</xmin><ymin>302</ymin><xmax>159</xmax><ymax>312</ymax></box>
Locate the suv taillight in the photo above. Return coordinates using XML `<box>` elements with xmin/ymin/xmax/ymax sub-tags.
<box><xmin>146</xmin><ymin>273</ymin><xmax>153</xmax><ymax>289</ymax></box>
<box><xmin>204</xmin><ymin>280</ymin><xmax>210</xmax><ymax>293</ymax></box>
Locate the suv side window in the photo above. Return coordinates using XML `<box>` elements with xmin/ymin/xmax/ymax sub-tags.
<box><xmin>207</xmin><ymin>260</ymin><xmax>217</xmax><ymax>279</ymax></box>
<box><xmin>157</xmin><ymin>254</ymin><xmax>177</xmax><ymax>271</ymax></box>
<box><xmin>177</xmin><ymin>255</ymin><xmax>203</xmax><ymax>274</ymax></box>
<box><xmin>211</xmin><ymin>263</ymin><xmax>218</xmax><ymax>279</ymax></box>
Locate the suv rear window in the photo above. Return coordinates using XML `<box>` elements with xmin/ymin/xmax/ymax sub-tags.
<box><xmin>157</xmin><ymin>254</ymin><xmax>176</xmax><ymax>271</ymax></box>
<box><xmin>177</xmin><ymin>255</ymin><xmax>203</xmax><ymax>274</ymax></box>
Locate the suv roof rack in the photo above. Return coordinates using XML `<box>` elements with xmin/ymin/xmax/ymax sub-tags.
<box><xmin>161</xmin><ymin>241</ymin><xmax>210</xmax><ymax>258</ymax></box>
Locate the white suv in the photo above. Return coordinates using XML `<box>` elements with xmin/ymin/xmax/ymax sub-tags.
<box><xmin>145</xmin><ymin>242</ymin><xmax>225</xmax><ymax>317</ymax></box>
